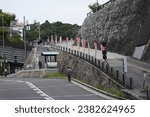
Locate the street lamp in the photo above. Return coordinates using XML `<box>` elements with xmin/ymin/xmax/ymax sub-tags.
<box><xmin>23</xmin><ymin>16</ymin><xmax>27</xmax><ymax>61</ymax></box>
<box><xmin>23</xmin><ymin>16</ymin><xmax>30</xmax><ymax>61</ymax></box>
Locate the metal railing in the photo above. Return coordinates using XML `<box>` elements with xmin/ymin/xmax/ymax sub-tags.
<box><xmin>51</xmin><ymin>44</ymin><xmax>133</xmax><ymax>89</ymax></box>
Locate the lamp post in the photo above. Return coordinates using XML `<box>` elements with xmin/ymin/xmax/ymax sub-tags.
<box><xmin>23</xmin><ymin>16</ymin><xmax>30</xmax><ymax>61</ymax></box>
<box><xmin>23</xmin><ymin>16</ymin><xmax>27</xmax><ymax>61</ymax></box>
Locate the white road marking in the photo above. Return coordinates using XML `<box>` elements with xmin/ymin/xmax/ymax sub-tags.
<box><xmin>33</xmin><ymin>88</ymin><xmax>39</xmax><ymax>91</ymax></box>
<box><xmin>44</xmin><ymin>97</ymin><xmax>52</xmax><ymax>100</ymax></box>
<box><xmin>40</xmin><ymin>94</ymin><xmax>46</xmax><ymax>97</ymax></box>
<box><xmin>25</xmin><ymin>82</ymin><xmax>54</xmax><ymax>100</ymax></box>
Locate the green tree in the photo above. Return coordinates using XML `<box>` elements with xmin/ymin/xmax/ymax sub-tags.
<box><xmin>0</xmin><ymin>10</ymin><xmax>16</xmax><ymax>42</ymax></box>
<box><xmin>88</xmin><ymin>2</ymin><xmax>102</xmax><ymax>13</ymax></box>
<box><xmin>0</xmin><ymin>11</ymin><xmax>16</xmax><ymax>26</ymax></box>
<box><xmin>8</xmin><ymin>35</ymin><xmax>23</xmax><ymax>44</ymax></box>
<box><xmin>26</xmin><ymin>20</ymin><xmax>80</xmax><ymax>42</ymax></box>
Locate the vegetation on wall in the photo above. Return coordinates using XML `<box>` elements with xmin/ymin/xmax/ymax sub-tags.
<box><xmin>88</xmin><ymin>2</ymin><xmax>102</xmax><ymax>13</ymax></box>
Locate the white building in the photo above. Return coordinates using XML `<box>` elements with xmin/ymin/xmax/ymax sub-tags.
<box><xmin>9</xmin><ymin>20</ymin><xmax>24</xmax><ymax>40</ymax></box>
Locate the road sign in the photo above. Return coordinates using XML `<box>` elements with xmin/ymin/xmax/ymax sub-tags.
<box><xmin>123</xmin><ymin>57</ymin><xmax>127</xmax><ymax>73</ymax></box>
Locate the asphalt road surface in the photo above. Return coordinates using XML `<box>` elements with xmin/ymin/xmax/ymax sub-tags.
<box><xmin>0</xmin><ymin>78</ymin><xmax>116</xmax><ymax>100</ymax></box>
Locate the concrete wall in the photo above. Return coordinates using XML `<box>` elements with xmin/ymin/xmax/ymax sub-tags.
<box><xmin>7</xmin><ymin>69</ymin><xmax>58</xmax><ymax>78</ymax></box>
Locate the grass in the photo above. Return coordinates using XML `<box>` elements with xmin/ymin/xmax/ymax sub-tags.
<box><xmin>104</xmin><ymin>87</ymin><xmax>124</xmax><ymax>97</ymax></box>
<box><xmin>76</xmin><ymin>78</ymin><xmax>124</xmax><ymax>97</ymax></box>
<box><xmin>43</xmin><ymin>72</ymin><xmax>66</xmax><ymax>79</ymax></box>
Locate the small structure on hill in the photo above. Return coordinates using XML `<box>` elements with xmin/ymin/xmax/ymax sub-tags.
<box><xmin>41</xmin><ymin>51</ymin><xmax>59</xmax><ymax>68</ymax></box>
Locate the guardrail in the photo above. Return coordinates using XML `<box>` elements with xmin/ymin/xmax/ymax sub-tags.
<box><xmin>50</xmin><ymin>44</ymin><xmax>133</xmax><ymax>89</ymax></box>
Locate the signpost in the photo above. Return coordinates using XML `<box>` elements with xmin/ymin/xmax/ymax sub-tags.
<box><xmin>123</xmin><ymin>57</ymin><xmax>127</xmax><ymax>73</ymax></box>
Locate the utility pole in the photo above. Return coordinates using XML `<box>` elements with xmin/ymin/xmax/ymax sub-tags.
<box><xmin>2</xmin><ymin>15</ymin><xmax>5</xmax><ymax>58</ymax></box>
<box><xmin>23</xmin><ymin>16</ymin><xmax>27</xmax><ymax>62</ymax></box>
<box><xmin>38</xmin><ymin>22</ymin><xmax>41</xmax><ymax>40</ymax></box>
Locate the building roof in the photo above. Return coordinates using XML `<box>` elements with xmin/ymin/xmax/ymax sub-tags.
<box><xmin>9</xmin><ymin>29</ymin><xmax>21</xmax><ymax>34</ymax></box>
<box><xmin>41</xmin><ymin>52</ymin><xmax>59</xmax><ymax>56</ymax></box>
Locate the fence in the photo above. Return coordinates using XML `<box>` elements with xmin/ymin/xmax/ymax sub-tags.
<box><xmin>50</xmin><ymin>44</ymin><xmax>133</xmax><ymax>89</ymax></box>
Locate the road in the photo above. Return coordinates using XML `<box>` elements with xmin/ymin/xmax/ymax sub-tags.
<box><xmin>0</xmin><ymin>78</ymin><xmax>116</xmax><ymax>100</ymax></box>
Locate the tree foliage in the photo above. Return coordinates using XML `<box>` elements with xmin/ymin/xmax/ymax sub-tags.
<box><xmin>0</xmin><ymin>10</ymin><xmax>16</xmax><ymax>26</ymax></box>
<box><xmin>8</xmin><ymin>35</ymin><xmax>23</xmax><ymax>44</ymax></box>
<box><xmin>26</xmin><ymin>21</ymin><xmax>80</xmax><ymax>42</ymax></box>
<box><xmin>0</xmin><ymin>10</ymin><xmax>16</xmax><ymax>42</ymax></box>
<box><xmin>88</xmin><ymin>2</ymin><xmax>102</xmax><ymax>13</ymax></box>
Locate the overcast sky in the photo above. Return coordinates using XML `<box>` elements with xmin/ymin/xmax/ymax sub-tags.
<box><xmin>0</xmin><ymin>0</ymin><xmax>109</xmax><ymax>25</ymax></box>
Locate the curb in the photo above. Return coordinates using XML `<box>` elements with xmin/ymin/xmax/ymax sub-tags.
<box><xmin>72</xmin><ymin>78</ymin><xmax>126</xmax><ymax>100</ymax></box>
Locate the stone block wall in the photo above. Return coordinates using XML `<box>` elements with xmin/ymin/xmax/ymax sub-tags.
<box><xmin>78</xmin><ymin>0</ymin><xmax>150</xmax><ymax>63</ymax></box>
<box><xmin>58</xmin><ymin>52</ymin><xmax>124</xmax><ymax>89</ymax></box>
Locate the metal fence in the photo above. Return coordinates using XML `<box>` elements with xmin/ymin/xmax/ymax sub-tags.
<box><xmin>51</xmin><ymin>45</ymin><xmax>133</xmax><ymax>89</ymax></box>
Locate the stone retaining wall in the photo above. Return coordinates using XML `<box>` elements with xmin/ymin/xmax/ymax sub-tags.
<box><xmin>7</xmin><ymin>69</ymin><xmax>58</xmax><ymax>78</ymax></box>
<box><xmin>58</xmin><ymin>52</ymin><xmax>124</xmax><ymax>89</ymax></box>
